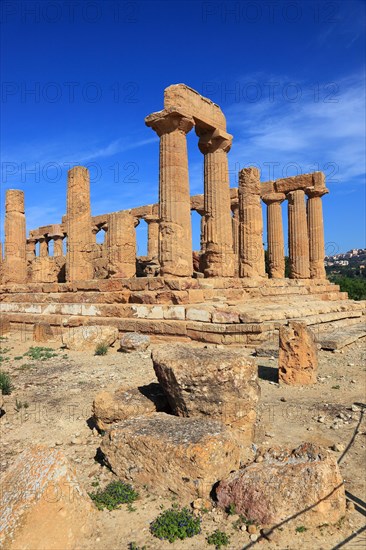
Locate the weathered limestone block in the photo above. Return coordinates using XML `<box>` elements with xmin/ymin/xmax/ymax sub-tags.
<box><xmin>62</xmin><ymin>325</ymin><xmax>118</xmax><ymax>351</ymax></box>
<box><xmin>92</xmin><ymin>383</ymin><xmax>169</xmax><ymax>431</ymax></box>
<box><xmin>238</xmin><ymin>168</ymin><xmax>265</xmax><ymax>278</ymax></box>
<box><xmin>3</xmin><ymin>190</ymin><xmax>27</xmax><ymax>284</ymax></box>
<box><xmin>279</xmin><ymin>321</ymin><xmax>318</xmax><ymax>385</ymax></box>
<box><xmin>101</xmin><ymin>413</ymin><xmax>241</xmax><ymax>500</ymax></box>
<box><xmin>33</xmin><ymin>322</ymin><xmax>54</xmax><ymax>342</ymax></box>
<box><xmin>275</xmin><ymin>171</ymin><xmax>325</xmax><ymax>194</ymax></box>
<box><xmin>120</xmin><ymin>332</ymin><xmax>150</xmax><ymax>352</ymax></box>
<box><xmin>152</xmin><ymin>345</ymin><xmax>260</xmax><ymax>444</ymax></box>
<box><xmin>66</xmin><ymin>166</ymin><xmax>94</xmax><ymax>282</ymax></box>
<box><xmin>217</xmin><ymin>443</ymin><xmax>346</xmax><ymax>526</ymax></box>
<box><xmin>0</xmin><ymin>445</ymin><xmax>95</xmax><ymax>550</ymax></box>
<box><xmin>106</xmin><ymin>211</ymin><xmax>136</xmax><ymax>277</ymax></box>
<box><xmin>30</xmin><ymin>257</ymin><xmax>60</xmax><ymax>283</ymax></box>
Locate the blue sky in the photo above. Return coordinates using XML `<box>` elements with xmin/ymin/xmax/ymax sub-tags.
<box><xmin>1</xmin><ymin>0</ymin><xmax>365</xmax><ymax>255</ymax></box>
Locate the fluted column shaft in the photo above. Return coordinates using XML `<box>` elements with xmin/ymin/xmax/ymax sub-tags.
<box><xmin>26</xmin><ymin>238</ymin><xmax>37</xmax><ymax>263</ymax></box>
<box><xmin>38</xmin><ymin>236</ymin><xmax>48</xmax><ymax>257</ymax></box>
<box><xmin>66</xmin><ymin>166</ymin><xmax>94</xmax><ymax>281</ymax></box>
<box><xmin>3</xmin><ymin>190</ymin><xmax>27</xmax><ymax>283</ymax></box>
<box><xmin>306</xmin><ymin>187</ymin><xmax>328</xmax><ymax>279</ymax></box>
<box><xmin>263</xmin><ymin>193</ymin><xmax>286</xmax><ymax>278</ymax></box>
<box><xmin>146</xmin><ymin>111</ymin><xmax>194</xmax><ymax>277</ymax></box>
<box><xmin>53</xmin><ymin>236</ymin><xmax>64</xmax><ymax>257</ymax></box>
<box><xmin>198</xmin><ymin>131</ymin><xmax>234</xmax><ymax>277</ymax></box>
<box><xmin>106</xmin><ymin>211</ymin><xmax>136</xmax><ymax>277</ymax></box>
<box><xmin>238</xmin><ymin>167</ymin><xmax>265</xmax><ymax>278</ymax></box>
<box><xmin>145</xmin><ymin>216</ymin><xmax>159</xmax><ymax>260</ymax></box>
<box><xmin>288</xmin><ymin>189</ymin><xmax>310</xmax><ymax>278</ymax></box>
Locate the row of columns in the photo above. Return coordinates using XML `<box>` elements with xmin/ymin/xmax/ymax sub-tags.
<box><xmin>234</xmin><ymin>169</ymin><xmax>328</xmax><ymax>279</ymax></box>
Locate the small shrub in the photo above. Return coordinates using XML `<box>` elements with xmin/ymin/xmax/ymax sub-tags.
<box><xmin>332</xmin><ymin>385</ymin><xmax>340</xmax><ymax>390</ymax></box>
<box><xmin>226</xmin><ymin>503</ymin><xmax>236</xmax><ymax>515</ymax></box>
<box><xmin>150</xmin><ymin>504</ymin><xmax>201</xmax><ymax>543</ymax></box>
<box><xmin>129</xmin><ymin>543</ymin><xmax>147</xmax><ymax>550</ymax></box>
<box><xmin>296</xmin><ymin>525</ymin><xmax>307</xmax><ymax>533</ymax></box>
<box><xmin>89</xmin><ymin>480</ymin><xmax>138</xmax><ymax>511</ymax></box>
<box><xmin>207</xmin><ymin>529</ymin><xmax>230</xmax><ymax>548</ymax></box>
<box><xmin>0</xmin><ymin>371</ymin><xmax>14</xmax><ymax>395</ymax></box>
<box><xmin>95</xmin><ymin>343</ymin><xmax>108</xmax><ymax>356</ymax></box>
<box><xmin>14</xmin><ymin>356</ymin><xmax>23</xmax><ymax>361</ymax></box>
<box><xmin>24</xmin><ymin>347</ymin><xmax>58</xmax><ymax>361</ymax></box>
<box><xmin>15</xmin><ymin>399</ymin><xmax>28</xmax><ymax>411</ymax></box>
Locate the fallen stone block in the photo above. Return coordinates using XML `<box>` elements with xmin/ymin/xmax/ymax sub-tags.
<box><xmin>62</xmin><ymin>325</ymin><xmax>118</xmax><ymax>351</ymax></box>
<box><xmin>216</xmin><ymin>443</ymin><xmax>346</xmax><ymax>526</ymax></box>
<box><xmin>120</xmin><ymin>332</ymin><xmax>150</xmax><ymax>352</ymax></box>
<box><xmin>33</xmin><ymin>322</ymin><xmax>54</xmax><ymax>342</ymax></box>
<box><xmin>92</xmin><ymin>383</ymin><xmax>169</xmax><ymax>431</ymax></box>
<box><xmin>279</xmin><ymin>321</ymin><xmax>318</xmax><ymax>385</ymax></box>
<box><xmin>101</xmin><ymin>413</ymin><xmax>241</xmax><ymax>501</ymax></box>
<box><xmin>0</xmin><ymin>445</ymin><xmax>95</xmax><ymax>550</ymax></box>
<box><xmin>152</xmin><ymin>345</ymin><xmax>260</xmax><ymax>444</ymax></box>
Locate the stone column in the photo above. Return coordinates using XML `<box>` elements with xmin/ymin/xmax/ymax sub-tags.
<box><xmin>288</xmin><ymin>189</ymin><xmax>310</xmax><ymax>279</ymax></box>
<box><xmin>38</xmin><ymin>235</ymin><xmax>48</xmax><ymax>257</ymax></box>
<box><xmin>66</xmin><ymin>166</ymin><xmax>94</xmax><ymax>282</ymax></box>
<box><xmin>231</xmin><ymin>203</ymin><xmax>240</xmax><ymax>257</ymax></box>
<box><xmin>26</xmin><ymin>238</ymin><xmax>37</xmax><ymax>263</ymax></box>
<box><xmin>145</xmin><ymin>215</ymin><xmax>159</xmax><ymax>260</ymax></box>
<box><xmin>3</xmin><ymin>190</ymin><xmax>27</xmax><ymax>283</ymax></box>
<box><xmin>106</xmin><ymin>211</ymin><xmax>136</xmax><ymax>278</ymax></box>
<box><xmin>238</xmin><ymin>167</ymin><xmax>266</xmax><ymax>278</ymax></box>
<box><xmin>198</xmin><ymin>129</ymin><xmax>235</xmax><ymax>277</ymax></box>
<box><xmin>146</xmin><ymin>110</ymin><xmax>194</xmax><ymax>277</ymax></box>
<box><xmin>262</xmin><ymin>193</ymin><xmax>286</xmax><ymax>278</ymax></box>
<box><xmin>306</xmin><ymin>187</ymin><xmax>329</xmax><ymax>279</ymax></box>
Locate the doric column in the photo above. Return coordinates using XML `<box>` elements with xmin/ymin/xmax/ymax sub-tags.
<box><xmin>262</xmin><ymin>192</ymin><xmax>286</xmax><ymax>278</ymax></box>
<box><xmin>3</xmin><ymin>189</ymin><xmax>27</xmax><ymax>283</ymax></box>
<box><xmin>238</xmin><ymin>167</ymin><xmax>266</xmax><ymax>278</ymax></box>
<box><xmin>231</xmin><ymin>203</ymin><xmax>240</xmax><ymax>256</ymax></box>
<box><xmin>198</xmin><ymin>129</ymin><xmax>235</xmax><ymax>277</ymax></box>
<box><xmin>38</xmin><ymin>235</ymin><xmax>48</xmax><ymax>257</ymax></box>
<box><xmin>306</xmin><ymin>186</ymin><xmax>329</xmax><ymax>279</ymax></box>
<box><xmin>26</xmin><ymin>237</ymin><xmax>37</xmax><ymax>263</ymax></box>
<box><xmin>145</xmin><ymin>110</ymin><xmax>194</xmax><ymax>277</ymax></box>
<box><xmin>288</xmin><ymin>189</ymin><xmax>310</xmax><ymax>279</ymax></box>
<box><xmin>145</xmin><ymin>215</ymin><xmax>159</xmax><ymax>260</ymax></box>
<box><xmin>66</xmin><ymin>166</ymin><xmax>94</xmax><ymax>281</ymax></box>
<box><xmin>106</xmin><ymin>211</ymin><xmax>136</xmax><ymax>278</ymax></box>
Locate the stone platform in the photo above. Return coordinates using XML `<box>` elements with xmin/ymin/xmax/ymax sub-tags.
<box><xmin>1</xmin><ymin>278</ymin><xmax>365</xmax><ymax>347</ymax></box>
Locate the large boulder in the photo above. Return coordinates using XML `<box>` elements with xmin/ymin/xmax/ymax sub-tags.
<box><xmin>0</xmin><ymin>445</ymin><xmax>96</xmax><ymax>550</ymax></box>
<box><xmin>62</xmin><ymin>325</ymin><xmax>118</xmax><ymax>351</ymax></box>
<box><xmin>151</xmin><ymin>345</ymin><xmax>260</xmax><ymax>444</ymax></box>
<box><xmin>92</xmin><ymin>383</ymin><xmax>169</xmax><ymax>431</ymax></box>
<box><xmin>120</xmin><ymin>332</ymin><xmax>150</xmax><ymax>353</ymax></box>
<box><xmin>101</xmin><ymin>413</ymin><xmax>241</xmax><ymax>501</ymax></box>
<box><xmin>279</xmin><ymin>321</ymin><xmax>318</xmax><ymax>385</ymax></box>
<box><xmin>217</xmin><ymin>443</ymin><xmax>346</xmax><ymax>526</ymax></box>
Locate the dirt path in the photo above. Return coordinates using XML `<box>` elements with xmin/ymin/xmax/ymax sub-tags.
<box><xmin>1</xmin><ymin>334</ymin><xmax>365</xmax><ymax>549</ymax></box>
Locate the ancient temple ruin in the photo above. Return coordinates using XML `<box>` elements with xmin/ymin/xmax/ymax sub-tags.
<box><xmin>1</xmin><ymin>84</ymin><xmax>365</xmax><ymax>346</ymax></box>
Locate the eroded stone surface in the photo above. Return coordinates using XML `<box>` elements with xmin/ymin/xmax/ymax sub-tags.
<box><xmin>152</xmin><ymin>344</ymin><xmax>260</xmax><ymax>444</ymax></box>
<box><xmin>92</xmin><ymin>383</ymin><xmax>169</xmax><ymax>431</ymax></box>
<box><xmin>216</xmin><ymin>443</ymin><xmax>346</xmax><ymax>526</ymax></box>
<box><xmin>0</xmin><ymin>445</ymin><xmax>95</xmax><ymax>550</ymax></box>
<box><xmin>279</xmin><ymin>321</ymin><xmax>318</xmax><ymax>385</ymax></box>
<box><xmin>62</xmin><ymin>325</ymin><xmax>118</xmax><ymax>351</ymax></box>
<box><xmin>120</xmin><ymin>332</ymin><xmax>150</xmax><ymax>353</ymax></box>
<box><xmin>101</xmin><ymin>413</ymin><xmax>241</xmax><ymax>501</ymax></box>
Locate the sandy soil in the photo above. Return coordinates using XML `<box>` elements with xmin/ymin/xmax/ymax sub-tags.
<box><xmin>1</xmin><ymin>333</ymin><xmax>365</xmax><ymax>550</ymax></box>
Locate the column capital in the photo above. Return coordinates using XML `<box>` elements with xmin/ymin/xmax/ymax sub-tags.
<box><xmin>144</xmin><ymin>214</ymin><xmax>160</xmax><ymax>224</ymax></box>
<box><xmin>262</xmin><ymin>192</ymin><xmax>286</xmax><ymax>205</ymax></box>
<box><xmin>197</xmin><ymin>128</ymin><xmax>233</xmax><ymax>154</ymax></box>
<box><xmin>145</xmin><ymin>109</ymin><xmax>194</xmax><ymax>137</ymax></box>
<box><xmin>305</xmin><ymin>186</ymin><xmax>329</xmax><ymax>198</ymax></box>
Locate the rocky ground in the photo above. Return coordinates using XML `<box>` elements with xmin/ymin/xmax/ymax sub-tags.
<box><xmin>0</xmin><ymin>333</ymin><xmax>365</xmax><ymax>549</ymax></box>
